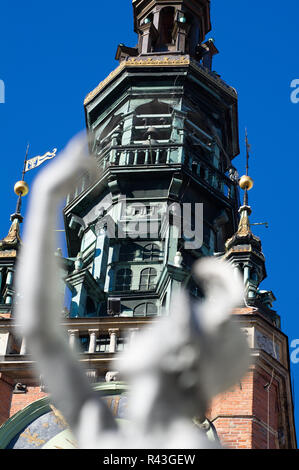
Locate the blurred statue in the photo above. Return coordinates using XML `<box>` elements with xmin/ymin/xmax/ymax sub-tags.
<box><xmin>15</xmin><ymin>134</ymin><xmax>249</xmax><ymax>449</ymax></box>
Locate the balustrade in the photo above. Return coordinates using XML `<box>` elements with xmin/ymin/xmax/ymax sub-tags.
<box><xmin>187</xmin><ymin>154</ymin><xmax>235</xmax><ymax>200</ymax></box>
<box><xmin>14</xmin><ymin>326</ymin><xmax>141</xmax><ymax>358</ymax></box>
<box><xmin>66</xmin><ymin>144</ymin><xmax>235</xmax><ymax>204</ymax></box>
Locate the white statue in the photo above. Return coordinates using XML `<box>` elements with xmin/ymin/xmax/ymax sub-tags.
<box><xmin>14</xmin><ymin>134</ymin><xmax>249</xmax><ymax>449</ymax></box>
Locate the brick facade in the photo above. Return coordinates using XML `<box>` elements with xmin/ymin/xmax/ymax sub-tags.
<box><xmin>0</xmin><ymin>374</ymin><xmax>13</xmax><ymax>425</ymax></box>
<box><xmin>0</xmin><ymin>309</ymin><xmax>296</xmax><ymax>448</ymax></box>
<box><xmin>207</xmin><ymin>365</ymin><xmax>290</xmax><ymax>449</ymax></box>
<box><xmin>9</xmin><ymin>386</ymin><xmax>48</xmax><ymax>418</ymax></box>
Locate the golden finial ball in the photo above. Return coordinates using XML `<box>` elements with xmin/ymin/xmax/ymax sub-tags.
<box><xmin>14</xmin><ymin>181</ymin><xmax>29</xmax><ymax>197</ymax></box>
<box><xmin>239</xmin><ymin>175</ymin><xmax>254</xmax><ymax>191</ymax></box>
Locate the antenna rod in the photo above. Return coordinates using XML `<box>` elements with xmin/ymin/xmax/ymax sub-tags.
<box><xmin>245</xmin><ymin>129</ymin><xmax>250</xmax><ymax>176</ymax></box>
<box><xmin>243</xmin><ymin>129</ymin><xmax>251</xmax><ymax>206</ymax></box>
<box><xmin>21</xmin><ymin>143</ymin><xmax>30</xmax><ymax>181</ymax></box>
<box><xmin>15</xmin><ymin>143</ymin><xmax>30</xmax><ymax>216</ymax></box>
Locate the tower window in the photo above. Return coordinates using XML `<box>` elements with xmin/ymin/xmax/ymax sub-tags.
<box><xmin>116</xmin><ymin>337</ymin><xmax>127</xmax><ymax>352</ymax></box>
<box><xmin>95</xmin><ymin>335</ymin><xmax>110</xmax><ymax>352</ymax></box>
<box><xmin>115</xmin><ymin>268</ymin><xmax>132</xmax><ymax>291</ymax></box>
<box><xmin>159</xmin><ymin>7</ymin><xmax>175</xmax><ymax>45</ymax></box>
<box><xmin>143</xmin><ymin>243</ymin><xmax>161</xmax><ymax>261</ymax></box>
<box><xmin>132</xmin><ymin>100</ymin><xmax>172</xmax><ymax>143</ymax></box>
<box><xmin>140</xmin><ymin>268</ymin><xmax>157</xmax><ymax>291</ymax></box>
<box><xmin>134</xmin><ymin>302</ymin><xmax>157</xmax><ymax>317</ymax></box>
<box><xmin>119</xmin><ymin>243</ymin><xmax>138</xmax><ymax>262</ymax></box>
<box><xmin>79</xmin><ymin>335</ymin><xmax>90</xmax><ymax>352</ymax></box>
<box><xmin>0</xmin><ymin>267</ymin><xmax>7</xmax><ymax>302</ymax></box>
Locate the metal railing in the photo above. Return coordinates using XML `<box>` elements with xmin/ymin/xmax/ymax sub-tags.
<box><xmin>98</xmin><ymin>143</ymin><xmax>181</xmax><ymax>169</ymax></box>
<box><xmin>66</xmin><ymin>143</ymin><xmax>236</xmax><ymax>204</ymax></box>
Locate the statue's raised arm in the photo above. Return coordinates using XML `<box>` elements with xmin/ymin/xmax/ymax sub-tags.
<box><xmin>14</xmin><ymin>134</ymin><xmax>118</xmax><ymax>441</ymax></box>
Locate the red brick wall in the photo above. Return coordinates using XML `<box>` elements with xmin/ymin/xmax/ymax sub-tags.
<box><xmin>0</xmin><ymin>374</ymin><xmax>13</xmax><ymax>425</ymax></box>
<box><xmin>207</xmin><ymin>368</ymin><xmax>279</xmax><ymax>449</ymax></box>
<box><xmin>207</xmin><ymin>371</ymin><xmax>254</xmax><ymax>448</ymax></box>
<box><xmin>252</xmin><ymin>369</ymin><xmax>279</xmax><ymax>449</ymax></box>
<box><xmin>211</xmin><ymin>418</ymin><xmax>253</xmax><ymax>448</ymax></box>
<box><xmin>10</xmin><ymin>386</ymin><xmax>48</xmax><ymax>418</ymax></box>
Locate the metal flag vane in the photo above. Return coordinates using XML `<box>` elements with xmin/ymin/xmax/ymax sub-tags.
<box><xmin>12</xmin><ymin>144</ymin><xmax>58</xmax><ymax>221</ymax></box>
<box><xmin>25</xmin><ymin>147</ymin><xmax>57</xmax><ymax>173</ymax></box>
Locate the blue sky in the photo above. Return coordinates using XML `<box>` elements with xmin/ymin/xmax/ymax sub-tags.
<box><xmin>1</xmin><ymin>0</ymin><xmax>299</xmax><ymax>437</ymax></box>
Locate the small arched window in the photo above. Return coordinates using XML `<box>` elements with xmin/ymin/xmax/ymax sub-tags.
<box><xmin>134</xmin><ymin>302</ymin><xmax>157</xmax><ymax>317</ymax></box>
<box><xmin>140</xmin><ymin>268</ymin><xmax>157</xmax><ymax>291</ymax></box>
<box><xmin>143</xmin><ymin>243</ymin><xmax>161</xmax><ymax>261</ymax></box>
<box><xmin>115</xmin><ymin>268</ymin><xmax>132</xmax><ymax>291</ymax></box>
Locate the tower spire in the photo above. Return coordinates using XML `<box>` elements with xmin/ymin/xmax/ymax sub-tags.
<box><xmin>11</xmin><ymin>144</ymin><xmax>30</xmax><ymax>223</ymax></box>
<box><xmin>0</xmin><ymin>145</ymin><xmax>30</xmax><ymax>253</ymax></box>
<box><xmin>235</xmin><ymin>130</ymin><xmax>254</xmax><ymax>236</ymax></box>
<box><xmin>224</xmin><ymin>132</ymin><xmax>269</xmax><ymax>304</ymax></box>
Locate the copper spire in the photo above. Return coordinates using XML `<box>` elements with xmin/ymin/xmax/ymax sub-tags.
<box><xmin>0</xmin><ymin>145</ymin><xmax>31</xmax><ymax>255</ymax></box>
<box><xmin>0</xmin><ymin>217</ymin><xmax>22</xmax><ymax>252</ymax></box>
<box><xmin>225</xmin><ymin>131</ymin><xmax>258</xmax><ymax>249</ymax></box>
<box><xmin>11</xmin><ymin>143</ymin><xmax>30</xmax><ymax>223</ymax></box>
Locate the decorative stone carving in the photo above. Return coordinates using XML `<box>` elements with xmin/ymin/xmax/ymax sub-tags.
<box><xmin>174</xmin><ymin>251</ymin><xmax>183</xmax><ymax>267</ymax></box>
<box><xmin>255</xmin><ymin>330</ymin><xmax>280</xmax><ymax>361</ymax></box>
<box><xmin>105</xmin><ymin>371</ymin><xmax>120</xmax><ymax>383</ymax></box>
<box><xmin>13</xmin><ymin>383</ymin><xmax>27</xmax><ymax>394</ymax></box>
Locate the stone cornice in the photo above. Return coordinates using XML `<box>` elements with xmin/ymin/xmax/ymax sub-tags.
<box><xmin>84</xmin><ymin>56</ymin><xmax>190</xmax><ymax>105</ymax></box>
<box><xmin>6</xmin><ymin>315</ymin><xmax>157</xmax><ymax>330</ymax></box>
<box><xmin>84</xmin><ymin>55</ymin><xmax>236</xmax><ymax>106</ymax></box>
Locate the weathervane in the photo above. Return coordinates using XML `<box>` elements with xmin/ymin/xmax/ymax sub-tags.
<box><xmin>238</xmin><ymin>129</ymin><xmax>254</xmax><ymax>206</ymax></box>
<box><xmin>238</xmin><ymin>130</ymin><xmax>268</xmax><ymax>229</ymax></box>
<box><xmin>12</xmin><ymin>144</ymin><xmax>30</xmax><ymax>221</ymax></box>
<box><xmin>12</xmin><ymin>145</ymin><xmax>57</xmax><ymax>221</ymax></box>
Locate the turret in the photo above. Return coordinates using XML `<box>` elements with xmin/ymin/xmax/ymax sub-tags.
<box><xmin>115</xmin><ymin>0</ymin><xmax>218</xmax><ymax>68</ymax></box>
<box><xmin>132</xmin><ymin>0</ymin><xmax>211</xmax><ymax>55</ymax></box>
<box><xmin>224</xmin><ymin>141</ymin><xmax>278</xmax><ymax>323</ymax></box>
